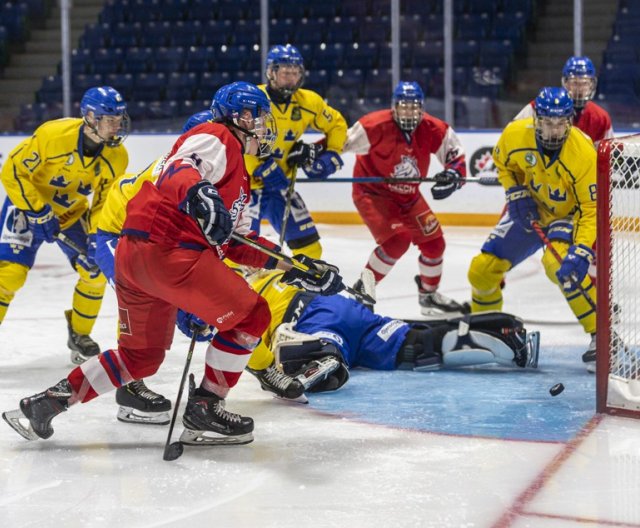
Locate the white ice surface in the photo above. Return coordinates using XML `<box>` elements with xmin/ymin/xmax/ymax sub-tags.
<box><xmin>1</xmin><ymin>225</ymin><xmax>639</xmax><ymax>528</ymax></box>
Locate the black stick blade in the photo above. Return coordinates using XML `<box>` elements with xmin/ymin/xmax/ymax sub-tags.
<box><xmin>163</xmin><ymin>441</ymin><xmax>184</xmax><ymax>461</ymax></box>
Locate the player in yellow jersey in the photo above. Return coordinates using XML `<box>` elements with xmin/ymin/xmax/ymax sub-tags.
<box><xmin>244</xmin><ymin>44</ymin><xmax>348</xmax><ymax>259</ymax></box>
<box><xmin>93</xmin><ymin>110</ymin><xmax>212</xmax><ymax>424</ymax></box>
<box><xmin>467</xmin><ymin>87</ymin><xmax>597</xmax><ymax>370</ymax></box>
<box><xmin>0</xmin><ymin>86</ymin><xmax>129</xmax><ymax>364</ymax></box>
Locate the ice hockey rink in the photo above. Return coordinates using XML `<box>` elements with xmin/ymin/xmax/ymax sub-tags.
<box><xmin>1</xmin><ymin>224</ymin><xmax>639</xmax><ymax>528</ymax></box>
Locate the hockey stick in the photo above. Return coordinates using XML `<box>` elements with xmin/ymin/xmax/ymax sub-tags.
<box><xmin>295</xmin><ymin>175</ymin><xmax>500</xmax><ymax>185</ymax></box>
<box><xmin>530</xmin><ymin>221</ymin><xmax>597</xmax><ymax>312</ymax></box>
<box><xmin>56</xmin><ymin>233</ymin><xmax>100</xmax><ymax>273</ymax></box>
<box><xmin>279</xmin><ymin>170</ymin><xmax>297</xmax><ymax>247</ymax></box>
<box><xmin>163</xmin><ymin>323</ymin><xmax>208</xmax><ymax>462</ymax></box>
<box><xmin>230</xmin><ymin>233</ymin><xmax>376</xmax><ymax>305</ymax></box>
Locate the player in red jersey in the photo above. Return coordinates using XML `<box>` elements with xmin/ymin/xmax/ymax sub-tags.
<box><xmin>2</xmin><ymin>82</ymin><xmax>345</xmax><ymax>447</ymax></box>
<box><xmin>344</xmin><ymin>81</ymin><xmax>468</xmax><ymax>317</ymax></box>
<box><xmin>513</xmin><ymin>56</ymin><xmax>613</xmax><ymax>144</ymax></box>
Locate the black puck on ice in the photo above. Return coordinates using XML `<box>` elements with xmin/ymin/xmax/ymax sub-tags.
<box><xmin>549</xmin><ymin>383</ymin><xmax>565</xmax><ymax>396</ymax></box>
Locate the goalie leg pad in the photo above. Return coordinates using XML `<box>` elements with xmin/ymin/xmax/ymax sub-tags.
<box><xmin>441</xmin><ymin>326</ymin><xmax>516</xmax><ymax>367</ymax></box>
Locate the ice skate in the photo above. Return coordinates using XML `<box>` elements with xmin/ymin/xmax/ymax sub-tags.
<box><xmin>65</xmin><ymin>309</ymin><xmax>100</xmax><ymax>364</ymax></box>
<box><xmin>352</xmin><ymin>269</ymin><xmax>376</xmax><ymax>312</ymax></box>
<box><xmin>415</xmin><ymin>276</ymin><xmax>470</xmax><ymax>318</ymax></box>
<box><xmin>2</xmin><ymin>379</ymin><xmax>72</xmax><ymax>441</ymax></box>
<box><xmin>179</xmin><ymin>374</ymin><xmax>254</xmax><ymax>446</ymax></box>
<box><xmin>116</xmin><ymin>379</ymin><xmax>171</xmax><ymax>425</ymax></box>
<box><xmin>246</xmin><ymin>362</ymin><xmax>308</xmax><ymax>403</ymax></box>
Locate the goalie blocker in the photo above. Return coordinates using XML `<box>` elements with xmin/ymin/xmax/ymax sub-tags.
<box><xmin>271</xmin><ymin>312</ymin><xmax>540</xmax><ymax>394</ymax></box>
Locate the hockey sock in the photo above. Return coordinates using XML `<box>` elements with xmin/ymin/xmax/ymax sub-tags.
<box><xmin>71</xmin><ymin>275</ymin><xmax>106</xmax><ymax>335</ymax></box>
<box><xmin>0</xmin><ymin>261</ymin><xmax>29</xmax><ymax>323</ymax></box>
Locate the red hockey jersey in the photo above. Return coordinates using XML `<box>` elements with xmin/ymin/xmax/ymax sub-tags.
<box><xmin>346</xmin><ymin>109</ymin><xmax>466</xmax><ymax>204</ymax></box>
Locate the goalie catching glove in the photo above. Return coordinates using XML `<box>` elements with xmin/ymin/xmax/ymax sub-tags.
<box><xmin>280</xmin><ymin>254</ymin><xmax>345</xmax><ymax>296</ymax></box>
<box><xmin>179</xmin><ymin>180</ymin><xmax>232</xmax><ymax>246</ymax></box>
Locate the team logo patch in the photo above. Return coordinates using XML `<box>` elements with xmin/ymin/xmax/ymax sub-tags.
<box><xmin>311</xmin><ymin>331</ymin><xmax>343</xmax><ymax>347</ymax></box>
<box><xmin>291</xmin><ymin>107</ymin><xmax>301</xmax><ymax>121</ymax></box>
<box><xmin>392</xmin><ymin>155</ymin><xmax>420</xmax><ymax>180</ymax></box>
<box><xmin>415</xmin><ymin>211</ymin><xmax>440</xmax><ymax>235</ymax></box>
<box><xmin>469</xmin><ymin>147</ymin><xmax>496</xmax><ymax>177</ymax></box>
<box><xmin>524</xmin><ymin>152</ymin><xmax>537</xmax><ymax>167</ymax></box>
<box><xmin>118</xmin><ymin>307</ymin><xmax>133</xmax><ymax>335</ymax></box>
<box><xmin>377</xmin><ymin>320</ymin><xmax>407</xmax><ymax>342</ymax></box>
<box><xmin>0</xmin><ymin>206</ymin><xmax>32</xmax><ymax>247</ymax></box>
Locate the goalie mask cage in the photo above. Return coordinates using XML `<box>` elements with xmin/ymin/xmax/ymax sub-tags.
<box><xmin>597</xmin><ymin>134</ymin><xmax>640</xmax><ymax>417</ymax></box>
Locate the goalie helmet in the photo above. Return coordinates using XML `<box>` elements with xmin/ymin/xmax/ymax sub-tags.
<box><xmin>211</xmin><ymin>81</ymin><xmax>277</xmax><ymax>158</ymax></box>
<box><xmin>561</xmin><ymin>56</ymin><xmax>597</xmax><ymax>109</ymax></box>
<box><xmin>391</xmin><ymin>81</ymin><xmax>424</xmax><ymax>133</ymax></box>
<box><xmin>534</xmin><ymin>87</ymin><xmax>574</xmax><ymax>151</ymax></box>
<box><xmin>80</xmin><ymin>86</ymin><xmax>130</xmax><ymax>147</ymax></box>
<box><xmin>265</xmin><ymin>44</ymin><xmax>305</xmax><ymax>101</ymax></box>
<box><xmin>182</xmin><ymin>109</ymin><xmax>213</xmax><ymax>133</ymax></box>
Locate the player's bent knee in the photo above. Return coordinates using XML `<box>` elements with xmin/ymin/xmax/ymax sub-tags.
<box><xmin>119</xmin><ymin>346</ymin><xmax>166</xmax><ymax>379</ymax></box>
<box><xmin>233</xmin><ymin>295</ymin><xmax>272</xmax><ymax>341</ymax></box>
<box><xmin>76</xmin><ymin>265</ymin><xmax>108</xmax><ymax>286</ymax></box>
<box><xmin>468</xmin><ymin>253</ymin><xmax>510</xmax><ymax>291</ymax></box>
<box><xmin>381</xmin><ymin>231</ymin><xmax>412</xmax><ymax>259</ymax></box>
<box><xmin>0</xmin><ymin>261</ymin><xmax>30</xmax><ymax>298</ymax></box>
<box><xmin>417</xmin><ymin>235</ymin><xmax>445</xmax><ymax>259</ymax></box>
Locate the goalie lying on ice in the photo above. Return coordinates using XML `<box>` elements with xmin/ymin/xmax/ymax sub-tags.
<box><xmin>208</xmin><ymin>269</ymin><xmax>540</xmax><ymax>398</ymax></box>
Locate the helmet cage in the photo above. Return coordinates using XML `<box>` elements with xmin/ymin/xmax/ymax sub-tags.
<box><xmin>392</xmin><ymin>99</ymin><xmax>423</xmax><ymax>132</ymax></box>
<box><xmin>561</xmin><ymin>75</ymin><xmax>597</xmax><ymax>108</ymax></box>
<box><xmin>535</xmin><ymin>115</ymin><xmax>572</xmax><ymax>151</ymax></box>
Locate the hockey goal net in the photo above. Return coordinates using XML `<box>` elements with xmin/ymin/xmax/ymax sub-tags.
<box><xmin>597</xmin><ymin>134</ymin><xmax>640</xmax><ymax>417</ymax></box>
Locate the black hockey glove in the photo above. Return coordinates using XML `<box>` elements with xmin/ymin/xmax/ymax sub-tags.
<box><xmin>179</xmin><ymin>180</ymin><xmax>232</xmax><ymax>246</ymax></box>
<box><xmin>287</xmin><ymin>140</ymin><xmax>324</xmax><ymax>169</ymax></box>
<box><xmin>430</xmin><ymin>169</ymin><xmax>463</xmax><ymax>200</ymax></box>
<box><xmin>280</xmin><ymin>255</ymin><xmax>345</xmax><ymax>296</ymax></box>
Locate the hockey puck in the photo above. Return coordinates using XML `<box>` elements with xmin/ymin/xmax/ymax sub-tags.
<box><xmin>549</xmin><ymin>383</ymin><xmax>564</xmax><ymax>396</ymax></box>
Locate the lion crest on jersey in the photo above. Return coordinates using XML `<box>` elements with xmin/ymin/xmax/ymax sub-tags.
<box><xmin>392</xmin><ymin>155</ymin><xmax>420</xmax><ymax>180</ymax></box>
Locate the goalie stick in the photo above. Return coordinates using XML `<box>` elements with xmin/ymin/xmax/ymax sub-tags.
<box><xmin>230</xmin><ymin>233</ymin><xmax>376</xmax><ymax>306</ymax></box>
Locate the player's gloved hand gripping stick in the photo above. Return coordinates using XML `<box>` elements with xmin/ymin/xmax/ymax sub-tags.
<box><xmin>230</xmin><ymin>233</ymin><xmax>376</xmax><ymax>306</ymax></box>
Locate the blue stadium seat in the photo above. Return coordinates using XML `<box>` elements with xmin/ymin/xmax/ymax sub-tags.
<box><xmin>69</xmin><ymin>48</ymin><xmax>93</xmax><ymax>75</ymax></box>
<box><xmin>274</xmin><ymin>0</ymin><xmax>307</xmax><ymax>19</ymax></box>
<box><xmin>153</xmin><ymin>46</ymin><xmax>186</xmax><ymax>74</ymax></box>
<box><xmin>333</xmin><ymin>69</ymin><xmax>364</xmax><ymax>97</ymax></box>
<box><xmin>200</xmin><ymin>20</ymin><xmax>233</xmax><ymax>46</ymax></box>
<box><xmin>343</xmin><ymin>42</ymin><xmax>378</xmax><ymax>70</ymax></box>
<box><xmin>132</xmin><ymin>72</ymin><xmax>167</xmax><ymax>101</ymax></box>
<box><xmin>104</xmin><ymin>73</ymin><xmax>135</xmax><ymax>99</ymax></box>
<box><xmin>358</xmin><ymin>16</ymin><xmax>390</xmax><ymax>43</ymax></box>
<box><xmin>245</xmin><ymin>49</ymin><xmax>262</xmax><ymax>72</ymax></box>
<box><xmin>80</xmin><ymin>23</ymin><xmax>108</xmax><ymax>49</ymax></box>
<box><xmin>169</xmin><ymin>21</ymin><xmax>202</xmax><ymax>47</ymax></box>
<box><xmin>125</xmin><ymin>47</ymin><xmax>154</xmax><ymax>74</ymax></box>
<box><xmin>305</xmin><ymin>69</ymin><xmax>330</xmax><ymax>95</ymax></box>
<box><xmin>423</xmin><ymin>14</ymin><xmax>444</xmax><ymax>41</ymax></box>
<box><xmin>196</xmin><ymin>71</ymin><xmax>230</xmax><ymax>100</ymax></box>
<box><xmin>233</xmin><ymin>19</ymin><xmax>261</xmax><ymax>46</ymax></box>
<box><xmin>73</xmin><ymin>73</ymin><xmax>103</xmax><ymax>100</ymax></box>
<box><xmin>324</xmin><ymin>17</ymin><xmax>357</xmax><ymax>44</ymax></box>
<box><xmin>184</xmin><ymin>46</ymin><xmax>215</xmax><ymax>73</ymax></box>
<box><xmin>307</xmin><ymin>4</ymin><xmax>338</xmax><ymax>19</ymax></box>
<box><xmin>311</xmin><ymin>43</ymin><xmax>344</xmax><ymax>70</ymax></box>
<box><xmin>341</xmin><ymin>1</ymin><xmax>368</xmax><ymax>18</ymax></box>
<box><xmin>217</xmin><ymin>1</ymin><xmax>247</xmax><ymax>21</ymax></box>
<box><xmin>294</xmin><ymin>18</ymin><xmax>327</xmax><ymax>45</ymax></box>
<box><xmin>370</xmin><ymin>0</ymin><xmax>391</xmax><ymax>16</ymax></box>
<box><xmin>412</xmin><ymin>40</ymin><xmax>443</xmax><ymax>68</ymax></box>
<box><xmin>138</xmin><ymin>21</ymin><xmax>171</xmax><ymax>47</ymax></box>
<box><xmin>93</xmin><ymin>48</ymin><xmax>124</xmax><ymax>75</ymax></box>
<box><xmin>38</xmin><ymin>75</ymin><xmax>62</xmax><ymax>104</ymax></box>
<box><xmin>214</xmin><ymin>45</ymin><xmax>247</xmax><ymax>71</ymax></box>
<box><xmin>401</xmin><ymin>67</ymin><xmax>432</xmax><ymax>90</ymax></box>
<box><xmin>110</xmin><ymin>22</ymin><xmax>140</xmax><ymax>48</ymax></box>
<box><xmin>147</xmin><ymin>100</ymin><xmax>181</xmax><ymax>119</ymax></box>
<box><xmin>363</xmin><ymin>69</ymin><xmax>392</xmax><ymax>99</ymax></box>
<box><xmin>400</xmin><ymin>14</ymin><xmax>424</xmax><ymax>42</ymax></box>
<box><xmin>456</xmin><ymin>13</ymin><xmax>491</xmax><ymax>40</ymax></box>
<box><xmin>127</xmin><ymin>100</ymin><xmax>150</xmax><ymax>120</ymax></box>
<box><xmin>454</xmin><ymin>40</ymin><xmax>479</xmax><ymax>67</ymax></box>
<box><xmin>162</xmin><ymin>0</ymin><xmax>188</xmax><ymax>21</ymax></box>
<box><xmin>1</xmin><ymin>2</ymin><xmax>29</xmax><ymax>43</ymax></box>
<box><xmin>270</xmin><ymin>18</ymin><xmax>295</xmax><ymax>43</ymax></box>
<box><xmin>235</xmin><ymin>70</ymin><xmax>262</xmax><ymax>86</ymax></box>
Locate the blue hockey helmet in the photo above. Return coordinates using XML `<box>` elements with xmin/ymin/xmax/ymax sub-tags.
<box><xmin>80</xmin><ymin>86</ymin><xmax>130</xmax><ymax>147</ymax></box>
<box><xmin>391</xmin><ymin>81</ymin><xmax>424</xmax><ymax>132</ymax></box>
<box><xmin>534</xmin><ymin>87</ymin><xmax>574</xmax><ymax>151</ymax></box>
<box><xmin>561</xmin><ymin>56</ymin><xmax>597</xmax><ymax>108</ymax></box>
<box><xmin>211</xmin><ymin>81</ymin><xmax>277</xmax><ymax>157</ymax></box>
<box><xmin>182</xmin><ymin>110</ymin><xmax>213</xmax><ymax>133</ymax></box>
<box><xmin>265</xmin><ymin>44</ymin><xmax>305</xmax><ymax>100</ymax></box>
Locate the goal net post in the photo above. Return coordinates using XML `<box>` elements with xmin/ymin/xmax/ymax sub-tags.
<box><xmin>597</xmin><ymin>134</ymin><xmax>640</xmax><ymax>417</ymax></box>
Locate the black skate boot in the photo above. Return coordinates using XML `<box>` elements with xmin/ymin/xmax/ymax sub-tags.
<box><xmin>179</xmin><ymin>374</ymin><xmax>254</xmax><ymax>446</ymax></box>
<box><xmin>116</xmin><ymin>379</ymin><xmax>171</xmax><ymax>425</ymax></box>
<box><xmin>65</xmin><ymin>309</ymin><xmax>100</xmax><ymax>365</ymax></box>
<box><xmin>246</xmin><ymin>362</ymin><xmax>308</xmax><ymax>403</ymax></box>
<box><xmin>2</xmin><ymin>379</ymin><xmax>72</xmax><ymax>441</ymax></box>
<box><xmin>582</xmin><ymin>333</ymin><xmax>596</xmax><ymax>373</ymax></box>
<box><xmin>415</xmin><ymin>276</ymin><xmax>469</xmax><ymax>318</ymax></box>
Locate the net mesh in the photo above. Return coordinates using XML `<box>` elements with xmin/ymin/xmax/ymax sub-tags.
<box><xmin>604</xmin><ymin>136</ymin><xmax>640</xmax><ymax>412</ymax></box>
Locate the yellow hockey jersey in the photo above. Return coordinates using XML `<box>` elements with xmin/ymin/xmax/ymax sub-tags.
<box><xmin>244</xmin><ymin>86</ymin><xmax>348</xmax><ymax>189</ymax></box>
<box><xmin>0</xmin><ymin>118</ymin><xmax>128</xmax><ymax>232</ymax></box>
<box><xmin>493</xmin><ymin>117</ymin><xmax>597</xmax><ymax>248</ymax></box>
<box><xmin>97</xmin><ymin>156</ymin><xmax>167</xmax><ymax>235</ymax></box>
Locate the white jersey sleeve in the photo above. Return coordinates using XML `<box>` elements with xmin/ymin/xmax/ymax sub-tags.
<box><xmin>512</xmin><ymin>103</ymin><xmax>535</xmax><ymax>121</ymax></box>
<box><xmin>343</xmin><ymin>121</ymin><xmax>371</xmax><ymax>155</ymax></box>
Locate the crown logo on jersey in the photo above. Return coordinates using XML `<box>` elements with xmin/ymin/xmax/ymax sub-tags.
<box><xmin>77</xmin><ymin>182</ymin><xmax>92</xmax><ymax>196</ymax></box>
<box><xmin>272</xmin><ymin>147</ymin><xmax>284</xmax><ymax>160</ymax></box>
<box><xmin>50</xmin><ymin>175</ymin><xmax>69</xmax><ymax>188</ymax></box>
<box><xmin>530</xmin><ymin>180</ymin><xmax>542</xmax><ymax>194</ymax></box>
<box><xmin>52</xmin><ymin>192</ymin><xmax>74</xmax><ymax>208</ymax></box>
<box><xmin>548</xmin><ymin>187</ymin><xmax>567</xmax><ymax>202</ymax></box>
<box><xmin>284</xmin><ymin>130</ymin><xmax>296</xmax><ymax>141</ymax></box>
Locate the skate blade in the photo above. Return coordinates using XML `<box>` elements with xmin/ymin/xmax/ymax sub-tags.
<box><xmin>2</xmin><ymin>409</ymin><xmax>40</xmax><ymax>441</ymax></box>
<box><xmin>273</xmin><ymin>393</ymin><xmax>309</xmax><ymax>404</ymax></box>
<box><xmin>117</xmin><ymin>406</ymin><xmax>170</xmax><ymax>425</ymax></box>
<box><xmin>178</xmin><ymin>428</ymin><xmax>254</xmax><ymax>446</ymax></box>
<box><xmin>419</xmin><ymin>308</ymin><xmax>465</xmax><ymax>320</ymax></box>
<box><xmin>526</xmin><ymin>331</ymin><xmax>540</xmax><ymax>369</ymax></box>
